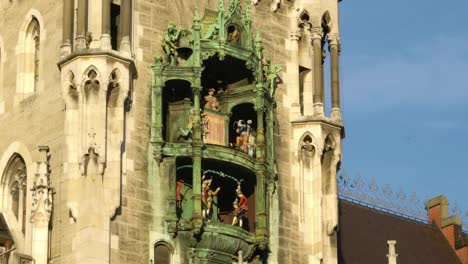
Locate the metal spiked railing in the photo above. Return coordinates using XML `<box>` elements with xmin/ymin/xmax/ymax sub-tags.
<box><xmin>338</xmin><ymin>172</ymin><xmax>468</xmax><ymax>232</ymax></box>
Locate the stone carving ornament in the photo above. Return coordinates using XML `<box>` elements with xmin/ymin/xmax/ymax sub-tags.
<box><xmin>30</xmin><ymin>146</ymin><xmax>53</xmax><ymax>226</ymax></box>
<box><xmin>251</xmin><ymin>0</ymin><xmax>282</xmax><ymax>11</ymax></box>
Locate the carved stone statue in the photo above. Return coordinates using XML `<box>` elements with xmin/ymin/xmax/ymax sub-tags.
<box><xmin>162</xmin><ymin>23</ymin><xmax>180</xmax><ymax>66</ymax></box>
<box><xmin>204</xmin><ymin>88</ymin><xmax>220</xmax><ymax>111</ymax></box>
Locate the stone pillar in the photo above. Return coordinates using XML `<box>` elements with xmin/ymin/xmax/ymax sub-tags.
<box><xmin>387</xmin><ymin>240</ymin><xmax>398</xmax><ymax>264</ymax></box>
<box><xmin>255</xmin><ymin>31</ymin><xmax>265</xmax><ymax>161</ymax></box>
<box><xmin>120</xmin><ymin>0</ymin><xmax>132</xmax><ymax>53</ymax></box>
<box><xmin>191</xmin><ymin>85</ymin><xmax>203</xmax><ymax>232</ymax></box>
<box><xmin>101</xmin><ymin>0</ymin><xmax>111</xmax><ymax>49</ymax></box>
<box><xmin>329</xmin><ymin>34</ymin><xmax>342</xmax><ymax>121</ymax></box>
<box><xmin>75</xmin><ymin>0</ymin><xmax>87</xmax><ymax>50</ymax></box>
<box><xmin>193</xmin><ymin>9</ymin><xmax>201</xmax><ymax>67</ymax></box>
<box><xmin>255</xmin><ymin>106</ymin><xmax>267</xmax><ymax>236</ymax></box>
<box><xmin>288</xmin><ymin>29</ymin><xmax>302</xmax><ymax>117</ymax></box>
<box><xmin>62</xmin><ymin>0</ymin><xmax>74</xmax><ymax>54</ymax></box>
<box><xmin>162</xmin><ymin>157</ymin><xmax>177</xmax><ymax>235</ymax></box>
<box><xmin>151</xmin><ymin>65</ymin><xmax>163</xmax><ymax>144</ymax></box>
<box><xmin>30</xmin><ymin>146</ymin><xmax>52</xmax><ymax>264</ymax></box>
<box><xmin>255</xmin><ymin>168</ymin><xmax>267</xmax><ymax>236</ymax></box>
<box><xmin>311</xmin><ymin>28</ymin><xmax>324</xmax><ymax>117</ymax></box>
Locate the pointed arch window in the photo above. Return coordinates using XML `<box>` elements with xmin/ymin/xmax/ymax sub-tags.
<box><xmin>2</xmin><ymin>155</ymin><xmax>28</xmax><ymax>234</ymax></box>
<box><xmin>17</xmin><ymin>17</ymin><xmax>41</xmax><ymax>95</ymax></box>
<box><xmin>27</xmin><ymin>18</ymin><xmax>40</xmax><ymax>93</ymax></box>
<box><xmin>33</xmin><ymin>26</ymin><xmax>40</xmax><ymax>92</ymax></box>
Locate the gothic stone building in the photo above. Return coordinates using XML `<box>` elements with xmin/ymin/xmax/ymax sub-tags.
<box><xmin>0</xmin><ymin>0</ymin><xmax>466</xmax><ymax>264</ymax></box>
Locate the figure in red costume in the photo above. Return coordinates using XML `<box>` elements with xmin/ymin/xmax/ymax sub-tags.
<box><xmin>232</xmin><ymin>184</ymin><xmax>248</xmax><ymax>228</ymax></box>
<box><xmin>176</xmin><ymin>180</ymin><xmax>184</xmax><ymax>208</ymax></box>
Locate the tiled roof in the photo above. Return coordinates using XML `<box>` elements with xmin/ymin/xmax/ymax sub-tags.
<box><xmin>338</xmin><ymin>199</ymin><xmax>462</xmax><ymax>264</ymax></box>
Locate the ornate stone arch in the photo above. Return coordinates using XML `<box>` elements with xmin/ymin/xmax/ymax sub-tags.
<box><xmin>322</xmin><ymin>134</ymin><xmax>339</xmax><ymax>194</ymax></box>
<box><xmin>321</xmin><ymin>10</ymin><xmax>332</xmax><ymax>35</ymax></box>
<box><xmin>0</xmin><ymin>142</ymin><xmax>34</xmax><ymax>252</ymax></box>
<box><xmin>299</xmin><ymin>132</ymin><xmax>315</xmax><ymax>149</ymax></box>
<box><xmin>64</xmin><ymin>70</ymin><xmax>78</xmax><ymax>109</ymax></box>
<box><xmin>82</xmin><ymin>67</ymin><xmax>101</xmax><ymax>105</ymax></box>
<box><xmin>297</xmin><ymin>9</ymin><xmax>313</xmax><ymax>30</ymax></box>
<box><xmin>81</xmin><ymin>65</ymin><xmax>102</xmax><ymax>86</ymax></box>
<box><xmin>323</xmin><ymin>134</ymin><xmax>337</xmax><ymax>154</ymax></box>
<box><xmin>153</xmin><ymin>239</ymin><xmax>175</xmax><ymax>264</ymax></box>
<box><xmin>107</xmin><ymin>68</ymin><xmax>122</xmax><ymax>108</ymax></box>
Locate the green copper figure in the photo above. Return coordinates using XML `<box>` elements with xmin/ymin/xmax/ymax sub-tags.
<box><xmin>162</xmin><ymin>23</ymin><xmax>180</xmax><ymax>65</ymax></box>
<box><xmin>264</xmin><ymin>58</ymin><xmax>282</xmax><ymax>97</ymax></box>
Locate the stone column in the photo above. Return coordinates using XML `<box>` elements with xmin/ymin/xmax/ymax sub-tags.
<box><xmin>75</xmin><ymin>0</ymin><xmax>87</xmax><ymax>50</ymax></box>
<box><xmin>120</xmin><ymin>0</ymin><xmax>132</xmax><ymax>53</ymax></box>
<box><xmin>311</xmin><ymin>28</ymin><xmax>324</xmax><ymax>117</ymax></box>
<box><xmin>329</xmin><ymin>34</ymin><xmax>342</xmax><ymax>122</ymax></box>
<box><xmin>101</xmin><ymin>0</ymin><xmax>111</xmax><ymax>49</ymax></box>
<box><xmin>288</xmin><ymin>29</ymin><xmax>302</xmax><ymax>117</ymax></box>
<box><xmin>61</xmin><ymin>0</ymin><xmax>74</xmax><ymax>54</ymax></box>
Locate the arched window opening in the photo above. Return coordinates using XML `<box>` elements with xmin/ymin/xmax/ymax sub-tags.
<box><xmin>33</xmin><ymin>30</ymin><xmax>40</xmax><ymax>92</ymax></box>
<box><xmin>175</xmin><ymin>159</ymin><xmax>257</xmax><ymax>232</ymax></box>
<box><xmin>163</xmin><ymin>79</ymin><xmax>193</xmax><ymax>143</ymax></box>
<box><xmin>2</xmin><ymin>154</ymin><xmax>27</xmax><ymax>235</ymax></box>
<box><xmin>28</xmin><ymin>18</ymin><xmax>40</xmax><ymax>92</ymax></box>
<box><xmin>20</xmin><ymin>17</ymin><xmax>40</xmax><ymax>94</ymax></box>
<box><xmin>154</xmin><ymin>241</ymin><xmax>173</xmax><ymax>264</ymax></box>
<box><xmin>84</xmin><ymin>69</ymin><xmax>100</xmax><ymax>104</ymax></box>
<box><xmin>322</xmin><ymin>135</ymin><xmax>336</xmax><ymax>194</ymax></box>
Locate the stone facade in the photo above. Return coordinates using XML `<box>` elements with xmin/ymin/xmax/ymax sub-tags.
<box><xmin>0</xmin><ymin>0</ymin><xmax>342</xmax><ymax>263</ymax></box>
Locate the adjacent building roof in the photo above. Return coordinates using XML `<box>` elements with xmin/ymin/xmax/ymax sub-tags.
<box><xmin>338</xmin><ymin>199</ymin><xmax>462</xmax><ymax>264</ymax></box>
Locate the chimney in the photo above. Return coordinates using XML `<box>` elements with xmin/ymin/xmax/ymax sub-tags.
<box><xmin>386</xmin><ymin>240</ymin><xmax>398</xmax><ymax>264</ymax></box>
<box><xmin>425</xmin><ymin>195</ymin><xmax>468</xmax><ymax>264</ymax></box>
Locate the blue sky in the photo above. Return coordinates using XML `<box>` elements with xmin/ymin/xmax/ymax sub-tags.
<box><xmin>338</xmin><ymin>0</ymin><xmax>468</xmax><ymax>216</ymax></box>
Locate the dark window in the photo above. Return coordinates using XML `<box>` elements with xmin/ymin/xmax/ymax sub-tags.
<box><xmin>110</xmin><ymin>3</ymin><xmax>121</xmax><ymax>50</ymax></box>
<box><xmin>21</xmin><ymin>188</ymin><xmax>26</xmax><ymax>234</ymax></box>
<box><xmin>154</xmin><ymin>242</ymin><xmax>172</xmax><ymax>264</ymax></box>
<box><xmin>34</xmin><ymin>34</ymin><xmax>40</xmax><ymax>91</ymax></box>
<box><xmin>11</xmin><ymin>187</ymin><xmax>19</xmax><ymax>220</ymax></box>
